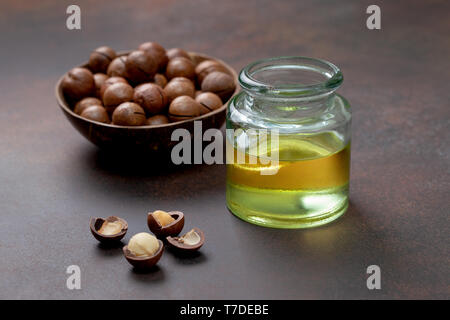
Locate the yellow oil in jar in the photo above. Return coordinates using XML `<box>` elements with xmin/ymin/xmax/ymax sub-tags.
<box><xmin>226</xmin><ymin>132</ymin><xmax>350</xmax><ymax>228</ymax></box>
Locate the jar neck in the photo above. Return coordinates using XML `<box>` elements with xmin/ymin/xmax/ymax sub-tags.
<box><xmin>239</xmin><ymin>56</ymin><xmax>343</xmax><ymax>121</ymax></box>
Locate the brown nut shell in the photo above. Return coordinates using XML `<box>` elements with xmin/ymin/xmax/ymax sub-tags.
<box><xmin>74</xmin><ymin>97</ymin><xmax>103</xmax><ymax>115</ymax></box>
<box><xmin>166</xmin><ymin>228</ymin><xmax>205</xmax><ymax>253</ymax></box>
<box><xmin>123</xmin><ymin>240</ymin><xmax>164</xmax><ymax>270</ymax></box>
<box><xmin>146</xmin><ymin>114</ymin><xmax>169</xmax><ymax>126</ymax></box>
<box><xmin>147</xmin><ymin>211</ymin><xmax>185</xmax><ymax>238</ymax></box>
<box><xmin>133</xmin><ymin>83</ymin><xmax>167</xmax><ymax>115</ymax></box>
<box><xmin>163</xmin><ymin>77</ymin><xmax>195</xmax><ymax>104</ymax></box>
<box><xmin>80</xmin><ymin>105</ymin><xmax>110</xmax><ymax>123</ymax></box>
<box><xmin>89</xmin><ymin>46</ymin><xmax>116</xmax><ymax>73</ymax></box>
<box><xmin>90</xmin><ymin>216</ymin><xmax>128</xmax><ymax>243</ymax></box>
<box><xmin>195</xmin><ymin>60</ymin><xmax>230</xmax><ymax>85</ymax></box>
<box><xmin>112</xmin><ymin>102</ymin><xmax>146</xmax><ymax>126</ymax></box>
<box><xmin>126</xmin><ymin>50</ymin><xmax>157</xmax><ymax>84</ymax></box>
<box><xmin>153</xmin><ymin>74</ymin><xmax>168</xmax><ymax>88</ymax></box>
<box><xmin>167</xmin><ymin>48</ymin><xmax>191</xmax><ymax>61</ymax></box>
<box><xmin>138</xmin><ymin>42</ymin><xmax>168</xmax><ymax>72</ymax></box>
<box><xmin>107</xmin><ymin>56</ymin><xmax>128</xmax><ymax>79</ymax></box>
<box><xmin>201</xmin><ymin>71</ymin><xmax>236</xmax><ymax>101</ymax></box>
<box><xmin>93</xmin><ymin>73</ymin><xmax>108</xmax><ymax>98</ymax></box>
<box><xmin>196</xmin><ymin>92</ymin><xmax>223</xmax><ymax>115</ymax></box>
<box><xmin>103</xmin><ymin>82</ymin><xmax>134</xmax><ymax>114</ymax></box>
<box><xmin>99</xmin><ymin>76</ymin><xmax>127</xmax><ymax>99</ymax></box>
<box><xmin>166</xmin><ymin>57</ymin><xmax>196</xmax><ymax>81</ymax></box>
<box><xmin>168</xmin><ymin>96</ymin><xmax>201</xmax><ymax>122</ymax></box>
<box><xmin>61</xmin><ymin>67</ymin><xmax>95</xmax><ymax>101</ymax></box>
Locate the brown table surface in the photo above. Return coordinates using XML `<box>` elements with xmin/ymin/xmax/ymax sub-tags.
<box><xmin>0</xmin><ymin>0</ymin><xmax>449</xmax><ymax>299</ymax></box>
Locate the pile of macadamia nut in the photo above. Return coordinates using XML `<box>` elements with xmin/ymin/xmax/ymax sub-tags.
<box><xmin>61</xmin><ymin>42</ymin><xmax>236</xmax><ymax>126</ymax></box>
<box><xmin>90</xmin><ymin>210</ymin><xmax>205</xmax><ymax>270</ymax></box>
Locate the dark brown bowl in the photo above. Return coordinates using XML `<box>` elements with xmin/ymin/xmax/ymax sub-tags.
<box><xmin>147</xmin><ymin>211</ymin><xmax>184</xmax><ymax>238</ymax></box>
<box><xmin>55</xmin><ymin>52</ymin><xmax>238</xmax><ymax>154</ymax></box>
<box><xmin>123</xmin><ymin>240</ymin><xmax>164</xmax><ymax>270</ymax></box>
<box><xmin>90</xmin><ymin>216</ymin><xmax>128</xmax><ymax>243</ymax></box>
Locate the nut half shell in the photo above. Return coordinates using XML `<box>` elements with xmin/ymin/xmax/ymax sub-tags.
<box><xmin>147</xmin><ymin>211</ymin><xmax>184</xmax><ymax>238</ymax></box>
<box><xmin>166</xmin><ymin>227</ymin><xmax>205</xmax><ymax>252</ymax></box>
<box><xmin>123</xmin><ymin>240</ymin><xmax>164</xmax><ymax>270</ymax></box>
<box><xmin>89</xmin><ymin>216</ymin><xmax>128</xmax><ymax>243</ymax></box>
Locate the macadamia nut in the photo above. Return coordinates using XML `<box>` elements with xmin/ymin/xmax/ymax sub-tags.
<box><xmin>179</xmin><ymin>229</ymin><xmax>201</xmax><ymax>246</ymax></box>
<box><xmin>128</xmin><ymin>233</ymin><xmax>159</xmax><ymax>257</ymax></box>
<box><xmin>98</xmin><ymin>220</ymin><xmax>123</xmax><ymax>236</ymax></box>
<box><xmin>152</xmin><ymin>210</ymin><xmax>175</xmax><ymax>226</ymax></box>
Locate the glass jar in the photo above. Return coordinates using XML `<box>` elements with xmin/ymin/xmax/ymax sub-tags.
<box><xmin>226</xmin><ymin>57</ymin><xmax>351</xmax><ymax>228</ymax></box>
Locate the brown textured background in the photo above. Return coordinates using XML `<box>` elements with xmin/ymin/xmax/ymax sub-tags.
<box><xmin>0</xmin><ymin>0</ymin><xmax>449</xmax><ymax>299</ymax></box>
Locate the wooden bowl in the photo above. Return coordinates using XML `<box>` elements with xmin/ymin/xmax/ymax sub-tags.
<box><xmin>55</xmin><ymin>52</ymin><xmax>238</xmax><ymax>154</ymax></box>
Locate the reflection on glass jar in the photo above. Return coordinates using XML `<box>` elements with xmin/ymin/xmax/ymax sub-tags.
<box><xmin>226</xmin><ymin>57</ymin><xmax>351</xmax><ymax>228</ymax></box>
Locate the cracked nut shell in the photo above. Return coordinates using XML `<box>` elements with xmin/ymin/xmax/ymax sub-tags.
<box><xmin>93</xmin><ymin>73</ymin><xmax>108</xmax><ymax>98</ymax></box>
<box><xmin>147</xmin><ymin>211</ymin><xmax>185</xmax><ymax>238</ymax></box>
<box><xmin>166</xmin><ymin>228</ymin><xmax>205</xmax><ymax>253</ymax></box>
<box><xmin>133</xmin><ymin>83</ymin><xmax>167</xmax><ymax>115</ymax></box>
<box><xmin>163</xmin><ymin>77</ymin><xmax>195</xmax><ymax>104</ymax></box>
<box><xmin>166</xmin><ymin>57</ymin><xmax>195</xmax><ymax>81</ymax></box>
<box><xmin>201</xmin><ymin>71</ymin><xmax>236</xmax><ymax>101</ymax></box>
<box><xmin>74</xmin><ymin>97</ymin><xmax>103</xmax><ymax>115</ymax></box>
<box><xmin>153</xmin><ymin>73</ymin><xmax>168</xmax><ymax>88</ymax></box>
<box><xmin>61</xmin><ymin>67</ymin><xmax>95</xmax><ymax>101</ymax></box>
<box><xmin>89</xmin><ymin>46</ymin><xmax>116</xmax><ymax>73</ymax></box>
<box><xmin>168</xmin><ymin>96</ymin><xmax>201</xmax><ymax>122</ymax></box>
<box><xmin>90</xmin><ymin>216</ymin><xmax>128</xmax><ymax>243</ymax></box>
<box><xmin>167</xmin><ymin>48</ymin><xmax>191</xmax><ymax>61</ymax></box>
<box><xmin>138</xmin><ymin>42</ymin><xmax>169</xmax><ymax>72</ymax></box>
<box><xmin>196</xmin><ymin>92</ymin><xmax>223</xmax><ymax>115</ymax></box>
<box><xmin>126</xmin><ymin>50</ymin><xmax>157</xmax><ymax>84</ymax></box>
<box><xmin>99</xmin><ymin>76</ymin><xmax>127</xmax><ymax>99</ymax></box>
<box><xmin>107</xmin><ymin>56</ymin><xmax>128</xmax><ymax>79</ymax></box>
<box><xmin>195</xmin><ymin>59</ymin><xmax>230</xmax><ymax>85</ymax></box>
<box><xmin>112</xmin><ymin>102</ymin><xmax>146</xmax><ymax>126</ymax></box>
<box><xmin>146</xmin><ymin>114</ymin><xmax>169</xmax><ymax>126</ymax></box>
<box><xmin>103</xmin><ymin>82</ymin><xmax>134</xmax><ymax>114</ymax></box>
<box><xmin>123</xmin><ymin>239</ymin><xmax>164</xmax><ymax>270</ymax></box>
<box><xmin>80</xmin><ymin>105</ymin><xmax>110</xmax><ymax>123</ymax></box>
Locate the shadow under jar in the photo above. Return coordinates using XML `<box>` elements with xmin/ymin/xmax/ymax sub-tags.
<box><xmin>226</xmin><ymin>57</ymin><xmax>351</xmax><ymax>229</ymax></box>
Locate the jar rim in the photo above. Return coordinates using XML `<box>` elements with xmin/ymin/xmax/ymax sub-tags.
<box><xmin>239</xmin><ymin>56</ymin><xmax>343</xmax><ymax>98</ymax></box>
